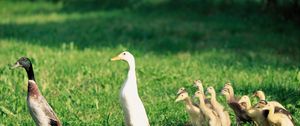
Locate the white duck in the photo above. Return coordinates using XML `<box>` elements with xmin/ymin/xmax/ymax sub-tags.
<box><xmin>111</xmin><ymin>51</ymin><xmax>150</xmax><ymax>126</ymax></box>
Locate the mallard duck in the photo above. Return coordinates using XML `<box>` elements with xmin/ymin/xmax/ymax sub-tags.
<box><xmin>111</xmin><ymin>51</ymin><xmax>149</xmax><ymax>126</ymax></box>
<box><xmin>11</xmin><ymin>57</ymin><xmax>61</xmax><ymax>126</ymax></box>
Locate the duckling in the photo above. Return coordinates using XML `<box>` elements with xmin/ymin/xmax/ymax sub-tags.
<box><xmin>11</xmin><ymin>57</ymin><xmax>61</xmax><ymax>126</ymax></box>
<box><xmin>238</xmin><ymin>95</ymin><xmax>270</xmax><ymax>126</ymax></box>
<box><xmin>194</xmin><ymin>91</ymin><xmax>221</xmax><ymax>126</ymax></box>
<box><xmin>223</xmin><ymin>83</ymin><xmax>240</xmax><ymax>101</ymax></box>
<box><xmin>221</xmin><ymin>88</ymin><xmax>253</xmax><ymax>126</ymax></box>
<box><xmin>111</xmin><ymin>51</ymin><xmax>149</xmax><ymax>126</ymax></box>
<box><xmin>262</xmin><ymin>103</ymin><xmax>295</xmax><ymax>126</ymax></box>
<box><xmin>177</xmin><ymin>87</ymin><xmax>186</xmax><ymax>95</ymax></box>
<box><xmin>253</xmin><ymin>90</ymin><xmax>286</xmax><ymax>109</ymax></box>
<box><xmin>175</xmin><ymin>90</ymin><xmax>205</xmax><ymax>126</ymax></box>
<box><xmin>193</xmin><ymin>80</ymin><xmax>213</xmax><ymax>109</ymax></box>
<box><xmin>193</xmin><ymin>80</ymin><xmax>204</xmax><ymax>93</ymax></box>
<box><xmin>207</xmin><ymin>86</ymin><xmax>230</xmax><ymax>126</ymax></box>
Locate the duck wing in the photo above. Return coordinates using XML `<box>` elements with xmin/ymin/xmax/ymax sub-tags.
<box><xmin>228</xmin><ymin>102</ymin><xmax>252</xmax><ymax>123</ymax></box>
<box><xmin>192</xmin><ymin>102</ymin><xmax>199</xmax><ymax>108</ymax></box>
<box><xmin>261</xmin><ymin>109</ymin><xmax>269</xmax><ymax>118</ymax></box>
<box><xmin>274</xmin><ymin>107</ymin><xmax>295</xmax><ymax>125</ymax></box>
<box><xmin>38</xmin><ymin>96</ymin><xmax>61</xmax><ymax>126</ymax></box>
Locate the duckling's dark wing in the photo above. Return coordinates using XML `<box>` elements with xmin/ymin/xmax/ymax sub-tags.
<box><xmin>274</xmin><ymin>107</ymin><xmax>295</xmax><ymax>125</ymax></box>
<box><xmin>39</xmin><ymin>96</ymin><xmax>61</xmax><ymax>126</ymax></box>
<box><xmin>192</xmin><ymin>102</ymin><xmax>199</xmax><ymax>108</ymax></box>
<box><xmin>262</xmin><ymin>110</ymin><xmax>269</xmax><ymax>118</ymax></box>
<box><xmin>229</xmin><ymin>102</ymin><xmax>253</xmax><ymax>123</ymax></box>
<box><xmin>50</xmin><ymin>119</ymin><xmax>59</xmax><ymax>126</ymax></box>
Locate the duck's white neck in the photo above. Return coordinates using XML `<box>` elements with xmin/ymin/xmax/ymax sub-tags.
<box><xmin>127</xmin><ymin>59</ymin><xmax>136</xmax><ymax>79</ymax></box>
<box><xmin>123</xmin><ymin>59</ymin><xmax>138</xmax><ymax>93</ymax></box>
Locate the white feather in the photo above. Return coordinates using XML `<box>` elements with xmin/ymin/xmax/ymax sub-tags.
<box><xmin>117</xmin><ymin>52</ymin><xmax>149</xmax><ymax>126</ymax></box>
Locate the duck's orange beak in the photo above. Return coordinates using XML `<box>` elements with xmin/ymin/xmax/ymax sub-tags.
<box><xmin>111</xmin><ymin>56</ymin><xmax>122</xmax><ymax>61</ymax></box>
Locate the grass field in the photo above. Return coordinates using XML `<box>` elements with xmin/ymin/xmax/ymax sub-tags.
<box><xmin>0</xmin><ymin>1</ymin><xmax>299</xmax><ymax>125</ymax></box>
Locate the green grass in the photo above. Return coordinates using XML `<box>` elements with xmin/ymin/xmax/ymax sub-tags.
<box><xmin>0</xmin><ymin>1</ymin><xmax>299</xmax><ymax>125</ymax></box>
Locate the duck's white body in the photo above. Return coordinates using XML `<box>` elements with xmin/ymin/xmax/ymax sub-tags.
<box><xmin>120</xmin><ymin>69</ymin><xmax>149</xmax><ymax>126</ymax></box>
<box><xmin>112</xmin><ymin>51</ymin><xmax>149</xmax><ymax>126</ymax></box>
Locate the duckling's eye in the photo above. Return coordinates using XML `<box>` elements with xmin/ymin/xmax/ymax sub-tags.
<box><xmin>123</xmin><ymin>53</ymin><xmax>126</xmax><ymax>55</ymax></box>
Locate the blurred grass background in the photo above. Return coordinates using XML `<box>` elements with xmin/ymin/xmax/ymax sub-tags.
<box><xmin>0</xmin><ymin>0</ymin><xmax>299</xmax><ymax>125</ymax></box>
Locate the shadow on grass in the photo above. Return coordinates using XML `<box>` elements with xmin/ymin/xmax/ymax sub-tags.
<box><xmin>0</xmin><ymin>1</ymin><xmax>299</xmax><ymax>66</ymax></box>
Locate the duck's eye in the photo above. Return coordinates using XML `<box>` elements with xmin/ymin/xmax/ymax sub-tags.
<box><xmin>123</xmin><ymin>53</ymin><xmax>126</xmax><ymax>55</ymax></box>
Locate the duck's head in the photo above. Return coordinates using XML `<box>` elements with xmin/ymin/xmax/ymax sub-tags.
<box><xmin>252</xmin><ymin>90</ymin><xmax>264</xmax><ymax>98</ymax></box>
<box><xmin>193</xmin><ymin>80</ymin><xmax>202</xmax><ymax>87</ymax></box>
<box><xmin>255</xmin><ymin>100</ymin><xmax>268</xmax><ymax>108</ymax></box>
<box><xmin>175</xmin><ymin>91</ymin><xmax>188</xmax><ymax>102</ymax></box>
<box><xmin>11</xmin><ymin>57</ymin><xmax>32</xmax><ymax>70</ymax></box>
<box><xmin>111</xmin><ymin>51</ymin><xmax>134</xmax><ymax>62</ymax></box>
<box><xmin>206</xmin><ymin>86</ymin><xmax>215</xmax><ymax>94</ymax></box>
<box><xmin>221</xmin><ymin>88</ymin><xmax>230</xmax><ymax>96</ymax></box>
<box><xmin>238</xmin><ymin>95</ymin><xmax>250</xmax><ymax>104</ymax></box>
<box><xmin>194</xmin><ymin>91</ymin><xmax>203</xmax><ymax>98</ymax></box>
<box><xmin>176</xmin><ymin>87</ymin><xmax>186</xmax><ymax>95</ymax></box>
<box><xmin>223</xmin><ymin>82</ymin><xmax>232</xmax><ymax>89</ymax></box>
<box><xmin>240</xmin><ymin>102</ymin><xmax>247</xmax><ymax>110</ymax></box>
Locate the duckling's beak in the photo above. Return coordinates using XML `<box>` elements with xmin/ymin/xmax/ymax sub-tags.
<box><xmin>111</xmin><ymin>56</ymin><xmax>122</xmax><ymax>61</ymax></box>
<box><xmin>192</xmin><ymin>95</ymin><xmax>196</xmax><ymax>99</ymax></box>
<box><xmin>175</xmin><ymin>98</ymin><xmax>180</xmax><ymax>102</ymax></box>
<box><xmin>176</xmin><ymin>90</ymin><xmax>183</xmax><ymax>95</ymax></box>
<box><xmin>10</xmin><ymin>62</ymin><xmax>21</xmax><ymax>69</ymax></box>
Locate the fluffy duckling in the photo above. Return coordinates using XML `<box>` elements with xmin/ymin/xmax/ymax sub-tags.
<box><xmin>175</xmin><ymin>90</ymin><xmax>205</xmax><ymax>126</ymax></box>
<box><xmin>253</xmin><ymin>90</ymin><xmax>286</xmax><ymax>109</ymax></box>
<box><xmin>111</xmin><ymin>51</ymin><xmax>149</xmax><ymax>126</ymax></box>
<box><xmin>261</xmin><ymin>102</ymin><xmax>295</xmax><ymax>126</ymax></box>
<box><xmin>11</xmin><ymin>57</ymin><xmax>61</xmax><ymax>126</ymax></box>
<box><xmin>207</xmin><ymin>86</ymin><xmax>230</xmax><ymax>126</ymax></box>
<box><xmin>221</xmin><ymin>88</ymin><xmax>253</xmax><ymax>126</ymax></box>
<box><xmin>193</xmin><ymin>80</ymin><xmax>212</xmax><ymax>109</ymax></box>
<box><xmin>223</xmin><ymin>83</ymin><xmax>236</xmax><ymax>100</ymax></box>
<box><xmin>177</xmin><ymin>87</ymin><xmax>186</xmax><ymax>95</ymax></box>
<box><xmin>194</xmin><ymin>91</ymin><xmax>221</xmax><ymax>126</ymax></box>
<box><xmin>238</xmin><ymin>95</ymin><xmax>270</xmax><ymax>126</ymax></box>
<box><xmin>193</xmin><ymin>80</ymin><xmax>204</xmax><ymax>93</ymax></box>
